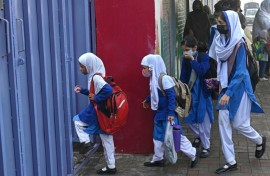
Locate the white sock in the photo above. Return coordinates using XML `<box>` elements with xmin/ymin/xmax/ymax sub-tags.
<box><xmin>257</xmin><ymin>138</ymin><xmax>263</xmax><ymax>150</ymax></box>
<box><xmin>108</xmin><ymin>165</ymin><xmax>115</xmax><ymax>169</ymax></box>
<box><xmin>257</xmin><ymin>146</ymin><xmax>262</xmax><ymax>150</ymax></box>
<box><xmin>224</xmin><ymin>160</ymin><xmax>236</xmax><ymax>168</ymax></box>
<box><xmin>191</xmin><ymin>156</ymin><xmax>196</xmax><ymax>161</ymax></box>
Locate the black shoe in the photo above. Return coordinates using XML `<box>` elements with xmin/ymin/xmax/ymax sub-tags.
<box><xmin>79</xmin><ymin>142</ymin><xmax>94</xmax><ymax>154</ymax></box>
<box><xmin>200</xmin><ymin>148</ymin><xmax>210</xmax><ymax>158</ymax></box>
<box><xmin>144</xmin><ymin>159</ymin><xmax>164</xmax><ymax>167</ymax></box>
<box><xmin>215</xmin><ymin>163</ymin><xmax>237</xmax><ymax>174</ymax></box>
<box><xmin>196</xmin><ymin>147</ymin><xmax>201</xmax><ymax>155</ymax></box>
<box><xmin>255</xmin><ymin>135</ymin><xmax>266</xmax><ymax>158</ymax></box>
<box><xmin>97</xmin><ymin>166</ymin><xmax>117</xmax><ymax>175</ymax></box>
<box><xmin>192</xmin><ymin>138</ymin><xmax>201</xmax><ymax>148</ymax></box>
<box><xmin>190</xmin><ymin>156</ymin><xmax>198</xmax><ymax>168</ymax></box>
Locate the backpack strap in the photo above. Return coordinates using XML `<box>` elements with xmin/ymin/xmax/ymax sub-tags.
<box><xmin>243</xmin><ymin>39</ymin><xmax>250</xmax><ymax>68</ymax></box>
<box><xmin>158</xmin><ymin>73</ymin><xmax>167</xmax><ymax>96</ymax></box>
<box><xmin>227</xmin><ymin>42</ymin><xmax>242</xmax><ymax>77</ymax></box>
<box><xmin>90</xmin><ymin>73</ymin><xmax>103</xmax><ymax>94</ymax></box>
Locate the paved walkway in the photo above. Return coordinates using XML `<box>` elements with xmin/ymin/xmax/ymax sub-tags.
<box><xmin>75</xmin><ymin>80</ymin><xmax>270</xmax><ymax>176</ymax></box>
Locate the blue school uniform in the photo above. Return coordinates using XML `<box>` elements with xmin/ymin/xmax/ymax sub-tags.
<box><xmin>216</xmin><ymin>42</ymin><xmax>263</xmax><ymax>120</ymax></box>
<box><xmin>146</xmin><ymin>87</ymin><xmax>182</xmax><ymax>142</ymax></box>
<box><xmin>180</xmin><ymin>52</ymin><xmax>214</xmax><ymax>124</ymax></box>
<box><xmin>78</xmin><ymin>84</ymin><xmax>113</xmax><ymax>134</ymax></box>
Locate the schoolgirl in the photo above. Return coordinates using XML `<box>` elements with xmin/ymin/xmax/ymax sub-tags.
<box><xmin>141</xmin><ymin>54</ymin><xmax>198</xmax><ymax>168</ymax></box>
<box><xmin>73</xmin><ymin>53</ymin><xmax>117</xmax><ymax>175</ymax></box>
<box><xmin>180</xmin><ymin>35</ymin><xmax>214</xmax><ymax>158</ymax></box>
<box><xmin>210</xmin><ymin>11</ymin><xmax>266</xmax><ymax>174</ymax></box>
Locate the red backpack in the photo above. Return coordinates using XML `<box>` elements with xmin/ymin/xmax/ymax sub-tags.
<box><xmin>90</xmin><ymin>74</ymin><xmax>129</xmax><ymax>134</ymax></box>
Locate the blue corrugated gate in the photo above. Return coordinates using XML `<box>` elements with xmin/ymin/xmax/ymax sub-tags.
<box><xmin>0</xmin><ymin>0</ymin><xmax>96</xmax><ymax>175</ymax></box>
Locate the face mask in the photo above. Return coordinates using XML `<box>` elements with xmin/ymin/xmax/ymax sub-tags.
<box><xmin>185</xmin><ymin>49</ymin><xmax>194</xmax><ymax>56</ymax></box>
<box><xmin>142</xmin><ymin>69</ymin><xmax>151</xmax><ymax>77</ymax></box>
<box><xmin>217</xmin><ymin>25</ymin><xmax>229</xmax><ymax>34</ymax></box>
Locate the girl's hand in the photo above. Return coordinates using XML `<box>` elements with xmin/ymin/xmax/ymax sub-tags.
<box><xmin>219</xmin><ymin>94</ymin><xmax>230</xmax><ymax>106</ymax></box>
<box><xmin>142</xmin><ymin>100</ymin><xmax>150</xmax><ymax>109</ymax></box>
<box><xmin>74</xmin><ymin>85</ymin><xmax>82</xmax><ymax>93</ymax></box>
<box><xmin>168</xmin><ymin>116</ymin><xmax>174</xmax><ymax>121</ymax></box>
<box><xmin>183</xmin><ymin>52</ymin><xmax>194</xmax><ymax>60</ymax></box>
<box><xmin>89</xmin><ymin>93</ymin><xmax>95</xmax><ymax>102</ymax></box>
<box><xmin>204</xmin><ymin>78</ymin><xmax>219</xmax><ymax>89</ymax></box>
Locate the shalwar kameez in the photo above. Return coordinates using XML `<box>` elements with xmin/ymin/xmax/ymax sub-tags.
<box><xmin>141</xmin><ymin>54</ymin><xmax>197</xmax><ymax>167</ymax></box>
<box><xmin>73</xmin><ymin>53</ymin><xmax>116</xmax><ymax>173</ymax></box>
<box><xmin>209</xmin><ymin>11</ymin><xmax>265</xmax><ymax>174</ymax></box>
<box><xmin>180</xmin><ymin>52</ymin><xmax>214</xmax><ymax>154</ymax></box>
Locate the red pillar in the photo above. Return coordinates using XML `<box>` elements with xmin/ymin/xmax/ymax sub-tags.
<box><xmin>95</xmin><ymin>0</ymin><xmax>156</xmax><ymax>153</ymax></box>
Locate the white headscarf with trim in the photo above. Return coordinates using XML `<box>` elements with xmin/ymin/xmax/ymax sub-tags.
<box><xmin>141</xmin><ymin>54</ymin><xmax>175</xmax><ymax>110</ymax></box>
<box><xmin>212</xmin><ymin>10</ymin><xmax>244</xmax><ymax>89</ymax></box>
<box><xmin>78</xmin><ymin>53</ymin><xmax>106</xmax><ymax>94</ymax></box>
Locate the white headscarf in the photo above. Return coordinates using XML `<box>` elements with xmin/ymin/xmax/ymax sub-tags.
<box><xmin>253</xmin><ymin>0</ymin><xmax>270</xmax><ymax>40</ymax></box>
<box><xmin>208</xmin><ymin>25</ymin><xmax>218</xmax><ymax>60</ymax></box>
<box><xmin>212</xmin><ymin>10</ymin><xmax>244</xmax><ymax>89</ymax></box>
<box><xmin>78</xmin><ymin>53</ymin><xmax>106</xmax><ymax>94</ymax></box>
<box><xmin>141</xmin><ymin>54</ymin><xmax>175</xmax><ymax>110</ymax></box>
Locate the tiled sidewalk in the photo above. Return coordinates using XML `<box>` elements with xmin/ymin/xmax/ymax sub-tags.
<box><xmin>76</xmin><ymin>80</ymin><xmax>270</xmax><ymax>176</ymax></box>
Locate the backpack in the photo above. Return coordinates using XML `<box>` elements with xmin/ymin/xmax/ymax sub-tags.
<box><xmin>252</xmin><ymin>38</ymin><xmax>267</xmax><ymax>61</ymax></box>
<box><xmin>90</xmin><ymin>74</ymin><xmax>129</xmax><ymax>134</ymax></box>
<box><xmin>245</xmin><ymin>43</ymin><xmax>259</xmax><ymax>92</ymax></box>
<box><xmin>229</xmin><ymin>40</ymin><xmax>259</xmax><ymax>92</ymax></box>
<box><xmin>158</xmin><ymin>74</ymin><xmax>192</xmax><ymax>118</ymax></box>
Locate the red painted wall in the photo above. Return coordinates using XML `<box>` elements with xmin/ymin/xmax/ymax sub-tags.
<box><xmin>95</xmin><ymin>0</ymin><xmax>155</xmax><ymax>153</ymax></box>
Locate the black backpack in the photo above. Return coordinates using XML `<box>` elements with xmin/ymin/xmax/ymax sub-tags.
<box><xmin>229</xmin><ymin>40</ymin><xmax>259</xmax><ymax>93</ymax></box>
<box><xmin>245</xmin><ymin>44</ymin><xmax>259</xmax><ymax>92</ymax></box>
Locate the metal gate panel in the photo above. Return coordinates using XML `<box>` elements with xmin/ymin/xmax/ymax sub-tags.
<box><xmin>2</xmin><ymin>1</ymin><xmax>35</xmax><ymax>176</ymax></box>
<box><xmin>58</xmin><ymin>0</ymin><xmax>74</xmax><ymax>173</ymax></box>
<box><xmin>71</xmin><ymin>0</ymin><xmax>91</xmax><ymax>115</ymax></box>
<box><xmin>71</xmin><ymin>0</ymin><xmax>95</xmax><ymax>142</ymax></box>
<box><xmin>0</xmin><ymin>8</ymin><xmax>16</xmax><ymax>175</ymax></box>
<box><xmin>0</xmin><ymin>0</ymin><xmax>95</xmax><ymax>175</ymax></box>
<box><xmin>15</xmin><ymin>0</ymin><xmax>39</xmax><ymax>175</ymax></box>
<box><xmin>47</xmin><ymin>0</ymin><xmax>68</xmax><ymax>175</ymax></box>
<box><xmin>35</xmin><ymin>0</ymin><xmax>58</xmax><ymax>175</ymax></box>
<box><xmin>0</xmin><ymin>56</ymin><xmax>16</xmax><ymax>176</ymax></box>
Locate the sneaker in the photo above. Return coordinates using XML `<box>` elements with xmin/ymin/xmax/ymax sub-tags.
<box><xmin>97</xmin><ymin>166</ymin><xmax>117</xmax><ymax>175</ymax></box>
<box><xmin>79</xmin><ymin>142</ymin><xmax>94</xmax><ymax>154</ymax></box>
<box><xmin>144</xmin><ymin>159</ymin><xmax>164</xmax><ymax>167</ymax></box>
<box><xmin>200</xmin><ymin>148</ymin><xmax>210</xmax><ymax>158</ymax></box>
<box><xmin>259</xmin><ymin>77</ymin><xmax>268</xmax><ymax>81</ymax></box>
<box><xmin>192</xmin><ymin>138</ymin><xmax>201</xmax><ymax>148</ymax></box>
